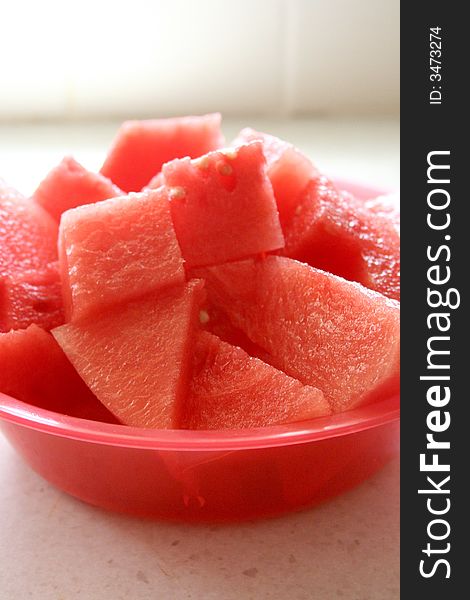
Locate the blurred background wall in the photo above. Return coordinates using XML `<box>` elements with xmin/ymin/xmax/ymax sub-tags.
<box><xmin>0</xmin><ymin>0</ymin><xmax>399</xmax><ymax>121</ymax></box>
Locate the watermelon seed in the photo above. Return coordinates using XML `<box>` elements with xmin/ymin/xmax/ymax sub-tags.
<box><xmin>168</xmin><ymin>186</ymin><xmax>186</xmax><ymax>200</ymax></box>
<box><xmin>217</xmin><ymin>163</ymin><xmax>233</xmax><ymax>177</ymax></box>
<box><xmin>195</xmin><ymin>155</ymin><xmax>210</xmax><ymax>170</ymax></box>
<box><xmin>199</xmin><ymin>310</ymin><xmax>210</xmax><ymax>324</ymax></box>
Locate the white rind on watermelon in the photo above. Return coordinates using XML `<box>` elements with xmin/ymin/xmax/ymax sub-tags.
<box><xmin>52</xmin><ymin>280</ymin><xmax>206</xmax><ymax>429</ymax></box>
<box><xmin>33</xmin><ymin>156</ymin><xmax>122</xmax><ymax>221</ymax></box>
<box><xmin>163</xmin><ymin>141</ymin><xmax>285</xmax><ymax>268</ymax></box>
<box><xmin>194</xmin><ymin>256</ymin><xmax>400</xmax><ymax>414</ymax></box>
<box><xmin>100</xmin><ymin>113</ymin><xmax>225</xmax><ymax>192</ymax></box>
<box><xmin>59</xmin><ymin>187</ymin><xmax>186</xmax><ymax>321</ymax></box>
<box><xmin>182</xmin><ymin>331</ymin><xmax>330</xmax><ymax>430</ymax></box>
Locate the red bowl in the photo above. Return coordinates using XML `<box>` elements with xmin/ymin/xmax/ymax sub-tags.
<box><xmin>0</xmin><ymin>179</ymin><xmax>399</xmax><ymax>522</ymax></box>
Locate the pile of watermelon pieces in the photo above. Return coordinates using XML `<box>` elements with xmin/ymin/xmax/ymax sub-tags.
<box><xmin>0</xmin><ymin>114</ymin><xmax>400</xmax><ymax>430</ymax></box>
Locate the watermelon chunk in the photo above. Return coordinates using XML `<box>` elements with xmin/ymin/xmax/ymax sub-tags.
<box><xmin>0</xmin><ymin>324</ymin><xmax>116</xmax><ymax>422</ymax></box>
<box><xmin>163</xmin><ymin>142</ymin><xmax>284</xmax><ymax>268</ymax></box>
<box><xmin>233</xmin><ymin>128</ymin><xmax>314</xmax><ymax>227</ymax></box>
<box><xmin>0</xmin><ymin>263</ymin><xmax>64</xmax><ymax>332</ymax></box>
<box><xmin>33</xmin><ymin>156</ymin><xmax>122</xmax><ymax>221</ymax></box>
<box><xmin>283</xmin><ymin>177</ymin><xmax>400</xmax><ymax>300</ymax></box>
<box><xmin>1</xmin><ymin>179</ymin><xmax>58</xmax><ymax>276</ymax></box>
<box><xmin>364</xmin><ymin>193</ymin><xmax>400</xmax><ymax>234</ymax></box>
<box><xmin>198</xmin><ymin>300</ymin><xmax>268</xmax><ymax>361</ymax></box>
<box><xmin>194</xmin><ymin>256</ymin><xmax>400</xmax><ymax>413</ymax></box>
<box><xmin>59</xmin><ymin>187</ymin><xmax>185</xmax><ymax>321</ymax></box>
<box><xmin>53</xmin><ymin>281</ymin><xmax>205</xmax><ymax>428</ymax></box>
<box><xmin>181</xmin><ymin>331</ymin><xmax>330</xmax><ymax>430</ymax></box>
<box><xmin>100</xmin><ymin>113</ymin><xmax>225</xmax><ymax>192</ymax></box>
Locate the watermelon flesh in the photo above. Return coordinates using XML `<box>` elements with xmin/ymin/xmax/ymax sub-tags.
<box><xmin>194</xmin><ymin>256</ymin><xmax>400</xmax><ymax>413</ymax></box>
<box><xmin>59</xmin><ymin>187</ymin><xmax>185</xmax><ymax>321</ymax></box>
<box><xmin>1</xmin><ymin>179</ymin><xmax>58</xmax><ymax>276</ymax></box>
<box><xmin>233</xmin><ymin>128</ymin><xmax>314</xmax><ymax>227</ymax></box>
<box><xmin>53</xmin><ymin>281</ymin><xmax>205</xmax><ymax>428</ymax></box>
<box><xmin>283</xmin><ymin>177</ymin><xmax>400</xmax><ymax>300</ymax></box>
<box><xmin>181</xmin><ymin>331</ymin><xmax>330</xmax><ymax>430</ymax></box>
<box><xmin>100</xmin><ymin>113</ymin><xmax>225</xmax><ymax>192</ymax></box>
<box><xmin>146</xmin><ymin>171</ymin><xmax>164</xmax><ymax>190</ymax></box>
<box><xmin>0</xmin><ymin>324</ymin><xmax>117</xmax><ymax>422</ymax></box>
<box><xmin>33</xmin><ymin>156</ymin><xmax>122</xmax><ymax>221</ymax></box>
<box><xmin>163</xmin><ymin>142</ymin><xmax>284</xmax><ymax>268</ymax></box>
<box><xmin>1</xmin><ymin>180</ymin><xmax>62</xmax><ymax>331</ymax></box>
<box><xmin>364</xmin><ymin>193</ymin><xmax>400</xmax><ymax>234</ymax></box>
<box><xmin>1</xmin><ymin>263</ymin><xmax>64</xmax><ymax>332</ymax></box>
<box><xmin>198</xmin><ymin>300</ymin><xmax>269</xmax><ymax>361</ymax></box>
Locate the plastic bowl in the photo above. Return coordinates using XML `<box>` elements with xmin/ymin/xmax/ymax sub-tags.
<box><xmin>0</xmin><ymin>179</ymin><xmax>399</xmax><ymax>522</ymax></box>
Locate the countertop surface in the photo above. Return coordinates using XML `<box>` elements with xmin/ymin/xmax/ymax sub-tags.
<box><xmin>0</xmin><ymin>117</ymin><xmax>399</xmax><ymax>599</ymax></box>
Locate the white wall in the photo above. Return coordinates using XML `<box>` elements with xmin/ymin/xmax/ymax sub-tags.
<box><xmin>0</xmin><ymin>0</ymin><xmax>399</xmax><ymax>120</ymax></box>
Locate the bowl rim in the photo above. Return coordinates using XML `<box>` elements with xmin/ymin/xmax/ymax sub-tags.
<box><xmin>0</xmin><ymin>392</ymin><xmax>400</xmax><ymax>451</ymax></box>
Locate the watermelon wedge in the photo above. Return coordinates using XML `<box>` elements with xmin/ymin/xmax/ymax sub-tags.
<box><xmin>33</xmin><ymin>156</ymin><xmax>122</xmax><ymax>221</ymax></box>
<box><xmin>100</xmin><ymin>113</ymin><xmax>225</xmax><ymax>192</ymax></box>
<box><xmin>233</xmin><ymin>128</ymin><xmax>314</xmax><ymax>227</ymax></box>
<box><xmin>59</xmin><ymin>187</ymin><xmax>185</xmax><ymax>321</ymax></box>
<box><xmin>53</xmin><ymin>281</ymin><xmax>205</xmax><ymax>428</ymax></box>
<box><xmin>0</xmin><ymin>324</ymin><xmax>116</xmax><ymax>422</ymax></box>
<box><xmin>194</xmin><ymin>256</ymin><xmax>400</xmax><ymax>413</ymax></box>
<box><xmin>283</xmin><ymin>177</ymin><xmax>400</xmax><ymax>300</ymax></box>
<box><xmin>1</xmin><ymin>179</ymin><xmax>58</xmax><ymax>276</ymax></box>
<box><xmin>1</xmin><ymin>263</ymin><xmax>64</xmax><ymax>332</ymax></box>
<box><xmin>163</xmin><ymin>142</ymin><xmax>284</xmax><ymax>268</ymax></box>
<box><xmin>181</xmin><ymin>331</ymin><xmax>330</xmax><ymax>430</ymax></box>
<box><xmin>198</xmin><ymin>300</ymin><xmax>268</xmax><ymax>361</ymax></box>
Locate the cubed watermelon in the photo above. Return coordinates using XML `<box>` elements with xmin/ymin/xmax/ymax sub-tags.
<box><xmin>198</xmin><ymin>300</ymin><xmax>268</xmax><ymax>361</ymax></box>
<box><xmin>1</xmin><ymin>263</ymin><xmax>64</xmax><ymax>332</ymax></box>
<box><xmin>100</xmin><ymin>114</ymin><xmax>225</xmax><ymax>192</ymax></box>
<box><xmin>364</xmin><ymin>193</ymin><xmax>400</xmax><ymax>233</ymax></box>
<box><xmin>0</xmin><ymin>324</ymin><xmax>116</xmax><ymax>422</ymax></box>
<box><xmin>33</xmin><ymin>156</ymin><xmax>122</xmax><ymax>221</ymax></box>
<box><xmin>1</xmin><ymin>179</ymin><xmax>58</xmax><ymax>276</ymax></box>
<box><xmin>194</xmin><ymin>256</ymin><xmax>400</xmax><ymax>413</ymax></box>
<box><xmin>283</xmin><ymin>177</ymin><xmax>400</xmax><ymax>300</ymax></box>
<box><xmin>163</xmin><ymin>142</ymin><xmax>284</xmax><ymax>268</ymax></box>
<box><xmin>233</xmin><ymin>128</ymin><xmax>314</xmax><ymax>227</ymax></box>
<box><xmin>53</xmin><ymin>281</ymin><xmax>205</xmax><ymax>428</ymax></box>
<box><xmin>1</xmin><ymin>180</ymin><xmax>62</xmax><ymax>331</ymax></box>
<box><xmin>181</xmin><ymin>331</ymin><xmax>330</xmax><ymax>430</ymax></box>
<box><xmin>59</xmin><ymin>187</ymin><xmax>185</xmax><ymax>321</ymax></box>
